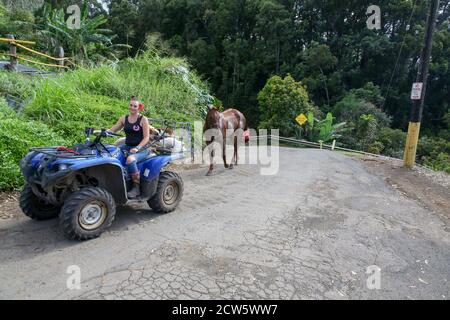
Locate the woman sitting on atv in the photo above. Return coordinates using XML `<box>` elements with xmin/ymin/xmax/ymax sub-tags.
<box><xmin>107</xmin><ymin>97</ymin><xmax>151</xmax><ymax>199</ymax></box>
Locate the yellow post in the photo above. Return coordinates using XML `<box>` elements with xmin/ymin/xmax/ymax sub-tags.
<box><xmin>403</xmin><ymin>122</ymin><xmax>421</xmax><ymax>168</ymax></box>
<box><xmin>403</xmin><ymin>0</ymin><xmax>440</xmax><ymax>169</ymax></box>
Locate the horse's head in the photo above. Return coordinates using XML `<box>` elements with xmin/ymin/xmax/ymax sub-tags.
<box><xmin>204</xmin><ymin>105</ymin><xmax>221</xmax><ymax>131</ymax></box>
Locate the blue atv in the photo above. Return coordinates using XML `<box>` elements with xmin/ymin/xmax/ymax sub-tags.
<box><xmin>19</xmin><ymin>127</ymin><xmax>184</xmax><ymax>240</ymax></box>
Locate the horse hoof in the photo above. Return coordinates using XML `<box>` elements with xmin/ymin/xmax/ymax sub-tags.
<box><xmin>228</xmin><ymin>165</ymin><xmax>234</xmax><ymax>169</ymax></box>
<box><xmin>206</xmin><ymin>171</ymin><xmax>213</xmax><ymax>176</ymax></box>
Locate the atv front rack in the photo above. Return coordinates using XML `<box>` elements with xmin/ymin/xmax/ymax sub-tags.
<box><xmin>29</xmin><ymin>147</ymin><xmax>97</xmax><ymax>159</ymax></box>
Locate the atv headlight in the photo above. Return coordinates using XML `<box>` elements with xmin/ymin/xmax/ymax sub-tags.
<box><xmin>58</xmin><ymin>164</ymin><xmax>69</xmax><ymax>171</ymax></box>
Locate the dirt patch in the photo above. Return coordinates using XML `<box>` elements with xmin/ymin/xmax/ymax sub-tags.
<box><xmin>359</xmin><ymin>156</ymin><xmax>450</xmax><ymax>225</ymax></box>
<box><xmin>0</xmin><ymin>191</ymin><xmax>21</xmax><ymax>220</ymax></box>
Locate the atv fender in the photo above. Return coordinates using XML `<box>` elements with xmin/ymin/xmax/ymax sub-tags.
<box><xmin>140</xmin><ymin>153</ymin><xmax>184</xmax><ymax>181</ymax></box>
<box><xmin>70</xmin><ymin>159</ymin><xmax>128</xmax><ymax>205</ymax></box>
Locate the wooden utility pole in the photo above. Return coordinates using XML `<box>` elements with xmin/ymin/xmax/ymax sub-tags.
<box><xmin>404</xmin><ymin>0</ymin><xmax>440</xmax><ymax>168</ymax></box>
<box><xmin>7</xmin><ymin>34</ymin><xmax>17</xmax><ymax>71</ymax></box>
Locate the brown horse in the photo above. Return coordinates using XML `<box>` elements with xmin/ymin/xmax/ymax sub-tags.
<box><xmin>204</xmin><ymin>106</ymin><xmax>248</xmax><ymax>175</ymax></box>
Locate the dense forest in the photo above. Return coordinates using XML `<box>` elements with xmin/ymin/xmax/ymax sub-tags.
<box><xmin>0</xmin><ymin>0</ymin><xmax>449</xmax><ymax>188</ymax></box>
<box><xmin>106</xmin><ymin>0</ymin><xmax>449</xmax><ymax>131</ymax></box>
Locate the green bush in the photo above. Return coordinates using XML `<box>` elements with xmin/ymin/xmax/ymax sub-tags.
<box><xmin>0</xmin><ymin>97</ymin><xmax>16</xmax><ymax>118</ymax></box>
<box><xmin>368</xmin><ymin>141</ymin><xmax>384</xmax><ymax>155</ymax></box>
<box><xmin>376</xmin><ymin>128</ymin><xmax>407</xmax><ymax>158</ymax></box>
<box><xmin>0</xmin><ymin>72</ymin><xmax>36</xmax><ymax>100</ymax></box>
<box><xmin>332</xmin><ymin>93</ymin><xmax>391</xmax><ymax>151</ymax></box>
<box><xmin>417</xmin><ymin>136</ymin><xmax>450</xmax><ymax>173</ymax></box>
<box><xmin>0</xmin><ymin>117</ymin><xmax>68</xmax><ymax>190</ymax></box>
<box><xmin>258</xmin><ymin>74</ymin><xmax>317</xmax><ymax>136</ymax></box>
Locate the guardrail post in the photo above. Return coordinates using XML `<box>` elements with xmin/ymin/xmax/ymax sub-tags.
<box><xmin>58</xmin><ymin>46</ymin><xmax>65</xmax><ymax>70</ymax></box>
<box><xmin>331</xmin><ymin>139</ymin><xmax>336</xmax><ymax>151</ymax></box>
<box><xmin>319</xmin><ymin>140</ymin><xmax>323</xmax><ymax>149</ymax></box>
<box><xmin>7</xmin><ymin>34</ymin><xmax>17</xmax><ymax>71</ymax></box>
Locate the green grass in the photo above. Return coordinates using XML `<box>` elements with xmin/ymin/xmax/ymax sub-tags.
<box><xmin>23</xmin><ymin>51</ymin><xmax>209</xmax><ymax>142</ymax></box>
<box><xmin>0</xmin><ymin>98</ymin><xmax>69</xmax><ymax>190</ymax></box>
<box><xmin>337</xmin><ymin>151</ymin><xmax>366</xmax><ymax>158</ymax></box>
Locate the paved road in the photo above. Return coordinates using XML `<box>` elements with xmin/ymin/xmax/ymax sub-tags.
<box><xmin>0</xmin><ymin>148</ymin><xmax>448</xmax><ymax>299</ymax></box>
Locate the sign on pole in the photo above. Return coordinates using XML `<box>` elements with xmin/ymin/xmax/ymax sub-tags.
<box><xmin>411</xmin><ymin>82</ymin><xmax>423</xmax><ymax>100</ymax></box>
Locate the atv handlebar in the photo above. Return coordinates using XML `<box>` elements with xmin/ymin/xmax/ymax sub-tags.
<box><xmin>85</xmin><ymin>128</ymin><xmax>123</xmax><ymax>139</ymax></box>
<box><xmin>93</xmin><ymin>129</ymin><xmax>123</xmax><ymax>138</ymax></box>
<box><xmin>84</xmin><ymin>128</ymin><xmax>123</xmax><ymax>156</ymax></box>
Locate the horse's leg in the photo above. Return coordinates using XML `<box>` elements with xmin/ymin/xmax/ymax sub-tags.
<box><xmin>222</xmin><ymin>136</ymin><xmax>230</xmax><ymax>169</ymax></box>
<box><xmin>206</xmin><ymin>139</ymin><xmax>215</xmax><ymax>176</ymax></box>
<box><xmin>207</xmin><ymin>148</ymin><xmax>214</xmax><ymax>176</ymax></box>
<box><xmin>233</xmin><ymin>135</ymin><xmax>238</xmax><ymax>166</ymax></box>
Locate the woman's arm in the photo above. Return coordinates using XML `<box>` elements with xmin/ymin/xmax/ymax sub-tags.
<box><xmin>108</xmin><ymin>116</ymin><xmax>125</xmax><ymax>133</ymax></box>
<box><xmin>131</xmin><ymin>117</ymin><xmax>150</xmax><ymax>152</ymax></box>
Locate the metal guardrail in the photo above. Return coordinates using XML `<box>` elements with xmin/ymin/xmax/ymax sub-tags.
<box><xmin>250</xmin><ymin>134</ymin><xmax>436</xmax><ymax>172</ymax></box>
<box><xmin>0</xmin><ymin>35</ymin><xmax>74</xmax><ymax>71</ymax></box>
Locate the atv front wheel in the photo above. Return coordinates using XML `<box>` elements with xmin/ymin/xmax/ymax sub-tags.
<box><xmin>148</xmin><ymin>171</ymin><xmax>184</xmax><ymax>213</ymax></box>
<box><xmin>60</xmin><ymin>187</ymin><xmax>116</xmax><ymax>240</ymax></box>
<box><xmin>20</xmin><ymin>184</ymin><xmax>60</xmax><ymax>220</ymax></box>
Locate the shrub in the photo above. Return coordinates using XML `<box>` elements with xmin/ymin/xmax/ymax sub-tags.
<box><xmin>258</xmin><ymin>74</ymin><xmax>316</xmax><ymax>136</ymax></box>
<box><xmin>0</xmin><ymin>72</ymin><xmax>36</xmax><ymax>100</ymax></box>
<box><xmin>376</xmin><ymin>127</ymin><xmax>407</xmax><ymax>158</ymax></box>
<box><xmin>417</xmin><ymin>136</ymin><xmax>450</xmax><ymax>172</ymax></box>
<box><xmin>368</xmin><ymin>141</ymin><xmax>384</xmax><ymax>155</ymax></box>
<box><xmin>0</xmin><ymin>117</ymin><xmax>68</xmax><ymax>190</ymax></box>
<box><xmin>0</xmin><ymin>97</ymin><xmax>16</xmax><ymax>118</ymax></box>
<box><xmin>332</xmin><ymin>93</ymin><xmax>391</xmax><ymax>151</ymax></box>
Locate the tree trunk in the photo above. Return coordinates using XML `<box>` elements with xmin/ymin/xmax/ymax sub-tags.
<box><xmin>319</xmin><ymin>67</ymin><xmax>330</xmax><ymax>108</ymax></box>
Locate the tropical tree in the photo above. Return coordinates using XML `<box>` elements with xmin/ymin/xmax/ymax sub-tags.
<box><xmin>32</xmin><ymin>2</ymin><xmax>129</xmax><ymax>64</ymax></box>
<box><xmin>0</xmin><ymin>0</ymin><xmax>44</xmax><ymax>11</ymax></box>
<box><xmin>258</xmin><ymin>74</ymin><xmax>317</xmax><ymax>136</ymax></box>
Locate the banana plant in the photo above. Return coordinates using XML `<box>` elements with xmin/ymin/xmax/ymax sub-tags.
<box><xmin>316</xmin><ymin>112</ymin><xmax>347</xmax><ymax>142</ymax></box>
<box><xmin>303</xmin><ymin>112</ymin><xmax>347</xmax><ymax>143</ymax></box>
<box><xmin>28</xmin><ymin>2</ymin><xmax>130</xmax><ymax>64</ymax></box>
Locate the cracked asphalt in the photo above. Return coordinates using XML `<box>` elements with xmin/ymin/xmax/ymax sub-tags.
<box><xmin>0</xmin><ymin>148</ymin><xmax>448</xmax><ymax>300</ymax></box>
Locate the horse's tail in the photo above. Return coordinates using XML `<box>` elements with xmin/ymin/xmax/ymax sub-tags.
<box><xmin>241</xmin><ymin>113</ymin><xmax>250</xmax><ymax>142</ymax></box>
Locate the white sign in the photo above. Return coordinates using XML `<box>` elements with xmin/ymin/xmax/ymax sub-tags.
<box><xmin>366</xmin><ymin>5</ymin><xmax>381</xmax><ymax>30</ymax></box>
<box><xmin>366</xmin><ymin>265</ymin><xmax>381</xmax><ymax>290</ymax></box>
<box><xmin>67</xmin><ymin>5</ymin><xmax>81</xmax><ymax>30</ymax></box>
<box><xmin>66</xmin><ymin>265</ymin><xmax>81</xmax><ymax>290</ymax></box>
<box><xmin>411</xmin><ymin>82</ymin><xmax>423</xmax><ymax>100</ymax></box>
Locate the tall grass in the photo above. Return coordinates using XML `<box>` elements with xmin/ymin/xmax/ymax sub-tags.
<box><xmin>0</xmin><ymin>98</ymin><xmax>68</xmax><ymax>190</ymax></box>
<box><xmin>23</xmin><ymin>51</ymin><xmax>208</xmax><ymax>142</ymax></box>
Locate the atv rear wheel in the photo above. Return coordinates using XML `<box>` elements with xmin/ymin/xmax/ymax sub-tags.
<box><xmin>60</xmin><ymin>187</ymin><xmax>116</xmax><ymax>240</ymax></box>
<box><xmin>148</xmin><ymin>171</ymin><xmax>183</xmax><ymax>213</ymax></box>
<box><xmin>20</xmin><ymin>184</ymin><xmax>60</xmax><ymax>220</ymax></box>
